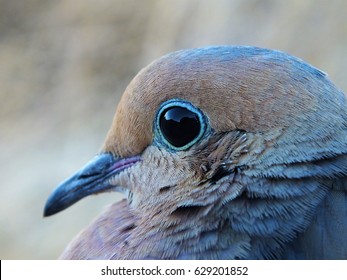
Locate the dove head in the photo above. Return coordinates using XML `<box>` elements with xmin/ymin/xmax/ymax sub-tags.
<box><xmin>104</xmin><ymin>46</ymin><xmax>343</xmax><ymax>157</ymax></box>
<box><xmin>44</xmin><ymin>46</ymin><xmax>347</xmax><ymax>259</ymax></box>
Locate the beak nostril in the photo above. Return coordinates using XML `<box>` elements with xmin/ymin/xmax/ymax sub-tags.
<box><xmin>44</xmin><ymin>153</ymin><xmax>139</xmax><ymax>216</ymax></box>
<box><xmin>78</xmin><ymin>173</ymin><xmax>98</xmax><ymax>179</ymax></box>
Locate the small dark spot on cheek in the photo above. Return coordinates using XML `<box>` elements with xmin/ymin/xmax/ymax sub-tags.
<box><xmin>210</xmin><ymin>165</ymin><xmax>233</xmax><ymax>184</ymax></box>
<box><xmin>120</xmin><ymin>223</ymin><xmax>136</xmax><ymax>233</ymax></box>
<box><xmin>128</xmin><ymin>192</ymin><xmax>134</xmax><ymax>205</ymax></box>
<box><xmin>170</xmin><ymin>205</ymin><xmax>205</xmax><ymax>217</ymax></box>
<box><xmin>159</xmin><ymin>184</ymin><xmax>176</xmax><ymax>194</ymax></box>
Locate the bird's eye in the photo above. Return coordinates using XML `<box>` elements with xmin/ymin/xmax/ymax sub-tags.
<box><xmin>156</xmin><ymin>100</ymin><xmax>206</xmax><ymax>150</ymax></box>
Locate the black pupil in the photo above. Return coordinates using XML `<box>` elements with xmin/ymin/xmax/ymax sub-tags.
<box><xmin>159</xmin><ymin>106</ymin><xmax>201</xmax><ymax>148</ymax></box>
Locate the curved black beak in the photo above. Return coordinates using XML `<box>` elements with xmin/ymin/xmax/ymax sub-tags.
<box><xmin>44</xmin><ymin>153</ymin><xmax>140</xmax><ymax>217</ymax></box>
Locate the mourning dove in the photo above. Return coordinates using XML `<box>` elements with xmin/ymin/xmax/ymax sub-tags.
<box><xmin>44</xmin><ymin>46</ymin><xmax>347</xmax><ymax>259</ymax></box>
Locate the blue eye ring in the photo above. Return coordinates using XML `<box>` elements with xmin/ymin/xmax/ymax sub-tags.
<box><xmin>154</xmin><ymin>99</ymin><xmax>207</xmax><ymax>151</ymax></box>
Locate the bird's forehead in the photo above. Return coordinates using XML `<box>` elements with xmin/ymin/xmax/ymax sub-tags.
<box><xmin>103</xmin><ymin>46</ymin><xmax>328</xmax><ymax>157</ymax></box>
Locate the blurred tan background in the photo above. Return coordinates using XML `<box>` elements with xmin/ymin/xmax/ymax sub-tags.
<box><xmin>1</xmin><ymin>0</ymin><xmax>346</xmax><ymax>259</ymax></box>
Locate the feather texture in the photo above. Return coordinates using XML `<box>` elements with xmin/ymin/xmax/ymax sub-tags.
<box><xmin>45</xmin><ymin>46</ymin><xmax>347</xmax><ymax>259</ymax></box>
